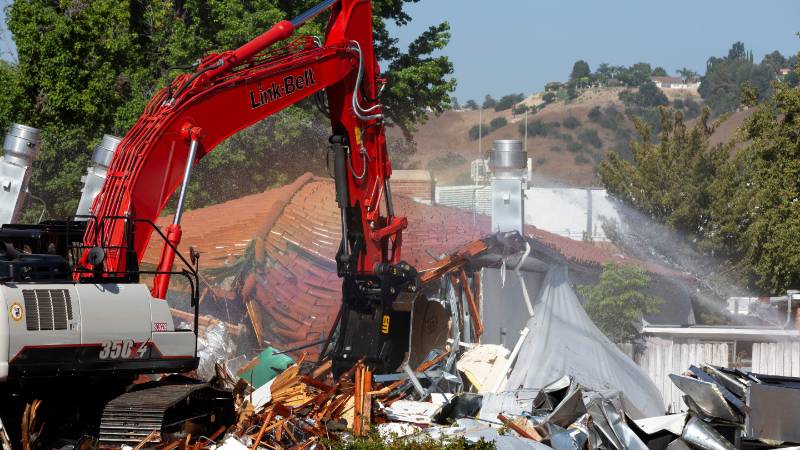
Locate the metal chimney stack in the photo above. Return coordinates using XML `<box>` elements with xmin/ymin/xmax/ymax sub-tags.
<box><xmin>489</xmin><ymin>139</ymin><xmax>527</xmax><ymax>234</ymax></box>
<box><xmin>76</xmin><ymin>134</ymin><xmax>121</xmax><ymax>219</ymax></box>
<box><xmin>0</xmin><ymin>124</ymin><xmax>40</xmax><ymax>225</ymax></box>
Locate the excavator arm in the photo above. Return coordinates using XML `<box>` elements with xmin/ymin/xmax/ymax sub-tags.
<box><xmin>84</xmin><ymin>0</ymin><xmax>416</xmax><ymax>373</ymax></box>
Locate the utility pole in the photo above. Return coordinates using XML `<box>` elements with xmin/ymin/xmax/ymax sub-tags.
<box><xmin>478</xmin><ymin>106</ymin><xmax>483</xmax><ymax>155</ymax></box>
<box><xmin>524</xmin><ymin>109</ymin><xmax>528</xmax><ymax>152</ymax></box>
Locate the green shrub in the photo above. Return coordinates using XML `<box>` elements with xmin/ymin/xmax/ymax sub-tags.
<box><xmin>536</xmin><ymin>156</ymin><xmax>547</xmax><ymax>165</ymax></box>
<box><xmin>672</xmin><ymin>98</ymin><xmax>685</xmax><ymax>109</ymax></box>
<box><xmin>578</xmin><ymin>128</ymin><xmax>603</xmax><ymax>149</ymax></box>
<box><xmin>575</xmin><ymin>153</ymin><xmax>591</xmax><ymax>164</ymax></box>
<box><xmin>512</xmin><ymin>103</ymin><xmax>529</xmax><ymax>115</ymax></box>
<box><xmin>489</xmin><ymin>117</ymin><xmax>508</xmax><ymax>131</ymax></box>
<box><xmin>567</xmin><ymin>141</ymin><xmax>583</xmax><ymax>153</ymax></box>
<box><xmin>550</xmin><ymin>145</ymin><xmax>562</xmax><ymax>152</ymax></box>
<box><xmin>588</xmin><ymin>106</ymin><xmax>602</xmax><ymax>122</ymax></box>
<box><xmin>563</xmin><ymin>116</ymin><xmax>581</xmax><ymax>129</ymax></box>
<box><xmin>468</xmin><ymin>124</ymin><xmax>486</xmax><ymax>141</ymax></box>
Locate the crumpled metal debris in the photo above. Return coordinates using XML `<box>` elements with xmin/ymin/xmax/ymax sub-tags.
<box><xmin>194</xmin><ymin>321</ymin><xmax>239</xmax><ymax>381</ymax></box>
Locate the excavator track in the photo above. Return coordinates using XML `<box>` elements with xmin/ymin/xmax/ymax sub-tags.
<box><xmin>98</xmin><ymin>381</ymin><xmax>233</xmax><ymax>446</ymax></box>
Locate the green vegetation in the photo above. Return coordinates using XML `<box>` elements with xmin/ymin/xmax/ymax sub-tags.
<box><xmin>469</xmin><ymin>117</ymin><xmax>507</xmax><ymax>140</ymax></box>
<box><xmin>618</xmin><ymin>81</ymin><xmax>669</xmax><ymax>107</ymax></box>
<box><xmin>489</xmin><ymin>117</ymin><xmax>508</xmax><ymax>130</ymax></box>
<box><xmin>574</xmin><ymin>154</ymin><xmax>590</xmax><ymax>165</ymax></box>
<box><xmin>578</xmin><ymin>264</ymin><xmax>662</xmax><ymax>343</ymax></box>
<box><xmin>562</xmin><ymin>116</ymin><xmax>581</xmax><ymax>129</ymax></box>
<box><xmin>0</xmin><ymin>0</ymin><xmax>455</xmax><ymax>220</ymax></box>
<box><xmin>578</xmin><ymin>128</ymin><xmax>603</xmax><ymax>149</ymax></box>
<box><xmin>512</xmin><ymin>103</ymin><xmax>529</xmax><ymax>115</ymax></box>
<box><xmin>495</xmin><ymin>93</ymin><xmax>525</xmax><ymax>112</ymax></box>
<box><xmin>599</xmin><ymin>65</ymin><xmax>800</xmax><ymax>294</ymax></box>
<box><xmin>482</xmin><ymin>95</ymin><xmax>497</xmax><ymax>109</ymax></box>
<box><xmin>698</xmin><ymin>42</ymin><xmax>780</xmax><ymax>114</ymax></box>
<box><xmin>518</xmin><ymin>119</ymin><xmax>560</xmax><ymax>138</ymax></box>
<box><xmin>567</xmin><ymin>141</ymin><xmax>583</xmax><ymax>153</ymax></box>
<box><xmin>328</xmin><ymin>433</ymin><xmax>494</xmax><ymax>450</ymax></box>
<box><xmin>427</xmin><ymin>152</ymin><xmax>467</xmax><ymax>171</ymax></box>
<box><xmin>468</xmin><ymin>124</ymin><xmax>485</xmax><ymax>141</ymax></box>
<box><xmin>601</xmin><ymin>107</ymin><xmax>728</xmax><ymax>236</ymax></box>
<box><xmin>464</xmin><ymin>99</ymin><xmax>478</xmax><ymax>110</ymax></box>
<box><xmin>651</xmin><ymin>67</ymin><xmax>668</xmax><ymax>77</ymax></box>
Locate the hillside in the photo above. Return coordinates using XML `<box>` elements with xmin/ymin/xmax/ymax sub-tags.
<box><xmin>398</xmin><ymin>86</ymin><xmax>717</xmax><ymax>187</ymax></box>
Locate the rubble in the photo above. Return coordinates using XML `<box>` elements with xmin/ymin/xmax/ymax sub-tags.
<box><xmin>25</xmin><ymin>230</ymin><xmax>793</xmax><ymax>449</ymax></box>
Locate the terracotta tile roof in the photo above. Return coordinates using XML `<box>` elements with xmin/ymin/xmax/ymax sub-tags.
<box><xmin>147</xmin><ymin>174</ymin><xmax>688</xmax><ymax>350</ymax></box>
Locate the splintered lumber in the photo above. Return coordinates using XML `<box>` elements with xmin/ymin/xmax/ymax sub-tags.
<box><xmin>419</xmin><ymin>239</ymin><xmax>489</xmax><ymax>284</ymax></box>
<box><xmin>498</xmin><ymin>414</ymin><xmax>544</xmax><ymax>441</ymax></box>
<box><xmin>269</xmin><ymin>364</ymin><xmax>318</xmax><ymax>407</ymax></box>
<box><xmin>353</xmin><ymin>364</ymin><xmax>373</xmax><ymax>436</ymax></box>
<box><xmin>459</xmin><ymin>270</ymin><xmax>484</xmax><ymax>338</ymax></box>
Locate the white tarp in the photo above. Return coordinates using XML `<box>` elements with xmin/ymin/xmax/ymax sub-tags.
<box><xmin>498</xmin><ymin>264</ymin><xmax>665</xmax><ymax>419</ymax></box>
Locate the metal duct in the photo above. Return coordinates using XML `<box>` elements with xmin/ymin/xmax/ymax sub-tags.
<box><xmin>76</xmin><ymin>134</ymin><xmax>121</xmax><ymax>219</ymax></box>
<box><xmin>489</xmin><ymin>139</ymin><xmax>527</xmax><ymax>234</ymax></box>
<box><xmin>0</xmin><ymin>123</ymin><xmax>41</xmax><ymax>225</ymax></box>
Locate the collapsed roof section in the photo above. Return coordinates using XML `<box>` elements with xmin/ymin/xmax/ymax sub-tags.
<box><xmin>145</xmin><ymin>174</ymin><xmax>693</xmax><ymax>352</ymax></box>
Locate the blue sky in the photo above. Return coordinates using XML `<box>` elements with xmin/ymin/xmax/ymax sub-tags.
<box><xmin>387</xmin><ymin>0</ymin><xmax>800</xmax><ymax>101</ymax></box>
<box><xmin>1</xmin><ymin>1</ymin><xmax>797</xmax><ymax>101</ymax></box>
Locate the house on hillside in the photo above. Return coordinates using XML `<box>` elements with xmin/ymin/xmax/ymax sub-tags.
<box><xmin>651</xmin><ymin>76</ymin><xmax>700</xmax><ymax>91</ymax></box>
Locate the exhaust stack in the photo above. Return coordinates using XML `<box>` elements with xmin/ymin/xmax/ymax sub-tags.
<box><xmin>76</xmin><ymin>134</ymin><xmax>121</xmax><ymax>219</ymax></box>
<box><xmin>0</xmin><ymin>123</ymin><xmax>40</xmax><ymax>225</ymax></box>
<box><xmin>489</xmin><ymin>139</ymin><xmax>528</xmax><ymax>234</ymax></box>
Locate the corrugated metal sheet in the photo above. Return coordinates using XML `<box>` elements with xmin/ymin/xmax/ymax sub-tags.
<box><xmin>752</xmin><ymin>342</ymin><xmax>800</xmax><ymax>377</ymax></box>
<box><xmin>639</xmin><ymin>338</ymin><xmax>729</xmax><ymax>413</ymax></box>
<box><xmin>435</xmin><ymin>185</ymin><xmax>491</xmax><ymax>215</ymax></box>
<box><xmin>435</xmin><ymin>185</ymin><xmax>622</xmax><ymax>241</ymax></box>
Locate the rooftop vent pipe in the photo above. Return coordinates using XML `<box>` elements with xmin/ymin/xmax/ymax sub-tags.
<box><xmin>489</xmin><ymin>140</ymin><xmax>527</xmax><ymax>234</ymax></box>
<box><xmin>0</xmin><ymin>123</ymin><xmax>40</xmax><ymax>225</ymax></box>
<box><xmin>76</xmin><ymin>134</ymin><xmax>121</xmax><ymax>219</ymax></box>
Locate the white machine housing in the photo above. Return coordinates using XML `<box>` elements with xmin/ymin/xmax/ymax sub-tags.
<box><xmin>0</xmin><ymin>282</ymin><xmax>195</xmax><ymax>381</ymax></box>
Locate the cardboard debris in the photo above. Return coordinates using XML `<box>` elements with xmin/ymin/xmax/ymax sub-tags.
<box><xmin>456</xmin><ymin>344</ymin><xmax>510</xmax><ymax>392</ymax></box>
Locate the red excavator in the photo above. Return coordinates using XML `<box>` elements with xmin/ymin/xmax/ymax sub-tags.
<box><xmin>0</xmin><ymin>0</ymin><xmax>418</xmax><ymax>445</ymax></box>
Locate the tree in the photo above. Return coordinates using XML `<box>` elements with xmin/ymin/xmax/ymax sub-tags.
<box><xmin>542</xmin><ymin>92</ymin><xmax>556</xmax><ymax>104</ymax></box>
<box><xmin>1</xmin><ymin>0</ymin><xmax>456</xmax><ymax>220</ymax></box>
<box><xmin>570</xmin><ymin>60</ymin><xmax>591</xmax><ymax>82</ymax></box>
<box><xmin>618</xmin><ymin>80</ymin><xmax>668</xmax><ymax>107</ymax></box>
<box><xmin>512</xmin><ymin>103</ymin><xmax>529</xmax><ymax>115</ymax></box>
<box><xmin>563</xmin><ymin>116</ymin><xmax>581</xmax><ymax>129</ymax></box>
<box><xmin>677</xmin><ymin>67</ymin><xmax>699</xmax><ymax>82</ymax></box>
<box><xmin>468</xmin><ymin>124</ymin><xmax>485</xmax><ymax>141</ymax></box>
<box><xmin>578</xmin><ymin>264</ymin><xmax>662</xmax><ymax>343</ymax></box>
<box><xmin>450</xmin><ymin>96</ymin><xmax>460</xmax><ymax>110</ymax></box>
<box><xmin>464</xmin><ymin>99</ymin><xmax>478</xmax><ymax>110</ymax></box>
<box><xmin>651</xmin><ymin>67</ymin><xmax>668</xmax><ymax>77</ymax></box>
<box><xmin>761</xmin><ymin>50</ymin><xmax>787</xmax><ymax>76</ymax></box>
<box><xmin>489</xmin><ymin>117</ymin><xmax>508</xmax><ymax>131</ymax></box>
<box><xmin>699</xmin><ymin>42</ymin><xmax>772</xmax><ymax>114</ymax></box>
<box><xmin>593</xmin><ymin>62</ymin><xmax>615</xmax><ymax>85</ymax></box>
<box><xmin>599</xmin><ymin>107</ymin><xmax>730</xmax><ymax>236</ymax></box>
<box><xmin>494</xmin><ymin>93</ymin><xmax>525</xmax><ymax>112</ymax></box>
<box><xmin>617</xmin><ymin>62</ymin><xmax>652</xmax><ymax>86</ymax></box>
<box><xmin>482</xmin><ymin>94</ymin><xmax>497</xmax><ymax>109</ymax></box>
<box><xmin>707</xmin><ymin>67</ymin><xmax>800</xmax><ymax>292</ymax></box>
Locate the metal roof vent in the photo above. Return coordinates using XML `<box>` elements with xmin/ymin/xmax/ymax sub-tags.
<box><xmin>489</xmin><ymin>140</ymin><xmax>528</xmax><ymax>234</ymax></box>
<box><xmin>76</xmin><ymin>134</ymin><xmax>122</xmax><ymax>219</ymax></box>
<box><xmin>0</xmin><ymin>123</ymin><xmax>41</xmax><ymax>225</ymax></box>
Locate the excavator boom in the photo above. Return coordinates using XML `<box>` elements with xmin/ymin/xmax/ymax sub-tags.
<box><xmin>83</xmin><ymin>0</ymin><xmax>416</xmax><ymax>373</ymax></box>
